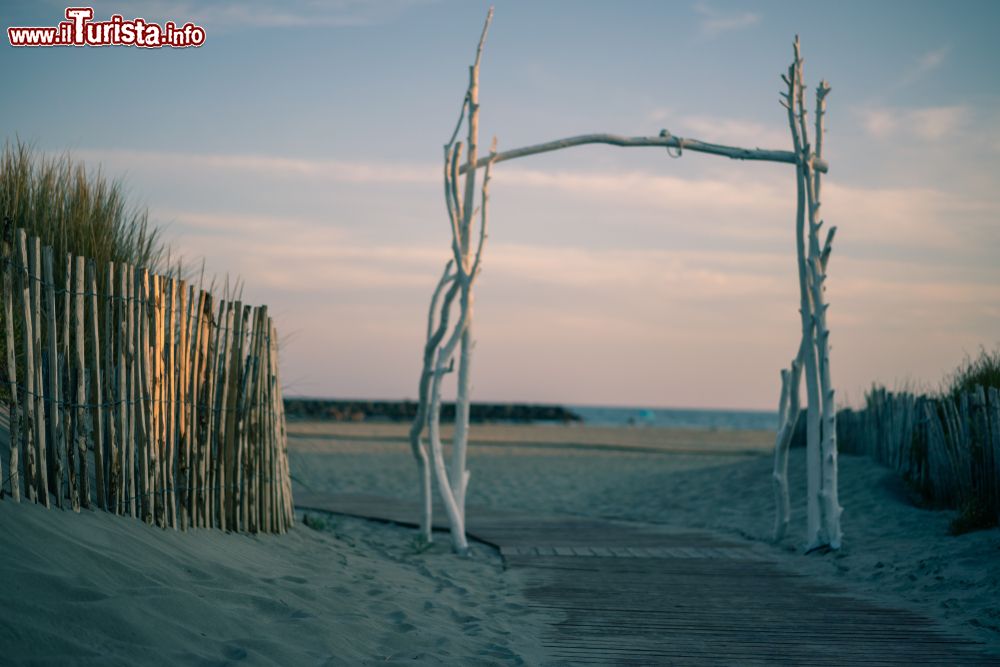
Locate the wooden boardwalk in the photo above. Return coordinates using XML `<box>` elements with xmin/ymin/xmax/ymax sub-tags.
<box><xmin>295</xmin><ymin>492</ymin><xmax>997</xmax><ymax>666</ymax></box>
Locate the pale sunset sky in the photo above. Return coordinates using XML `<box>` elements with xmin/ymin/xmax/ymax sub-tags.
<box><xmin>3</xmin><ymin>0</ymin><xmax>998</xmax><ymax>410</ymax></box>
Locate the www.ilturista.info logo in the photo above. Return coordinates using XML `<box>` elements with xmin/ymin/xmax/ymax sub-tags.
<box><xmin>8</xmin><ymin>7</ymin><xmax>206</xmax><ymax>48</ymax></box>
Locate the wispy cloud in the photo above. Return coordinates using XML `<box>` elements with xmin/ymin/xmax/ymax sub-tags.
<box><xmin>158</xmin><ymin>205</ymin><xmax>791</xmax><ymax>295</ymax></box>
<box><xmin>61</xmin><ymin>0</ymin><xmax>433</xmax><ymax>29</ymax></box>
<box><xmin>161</xmin><ymin>210</ymin><xmax>443</xmax><ymax>290</ymax></box>
<box><xmin>495</xmin><ymin>166</ymin><xmax>789</xmax><ymax>218</ymax></box>
<box><xmin>824</xmin><ymin>180</ymin><xmax>1000</xmax><ymax>259</ymax></box>
<box><xmin>856</xmin><ymin>105</ymin><xmax>967</xmax><ymax>141</ymax></box>
<box><xmin>153</xmin><ymin>198</ymin><xmax>1000</xmax><ymax>408</ymax></box>
<box><xmin>693</xmin><ymin>1</ymin><xmax>760</xmax><ymax>37</ymax></box>
<box><xmin>894</xmin><ymin>46</ymin><xmax>950</xmax><ymax>90</ymax></box>
<box><xmin>74</xmin><ymin>148</ymin><xmax>438</xmax><ymax>185</ymax></box>
<box><xmin>672</xmin><ymin>115</ymin><xmax>789</xmax><ymax>150</ymax></box>
<box><xmin>83</xmin><ymin>146</ymin><xmax>998</xmax><ymax>261</ymax></box>
<box><xmin>70</xmin><ymin>146</ymin><xmax>790</xmax><ymax>220</ymax></box>
<box><xmin>909</xmin><ymin>106</ymin><xmax>967</xmax><ymax>141</ymax></box>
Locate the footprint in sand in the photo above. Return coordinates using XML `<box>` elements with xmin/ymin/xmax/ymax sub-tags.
<box><xmin>183</xmin><ymin>566</ymin><xmax>214</xmax><ymax>582</ymax></box>
<box><xmin>478</xmin><ymin>643</ymin><xmax>523</xmax><ymax>664</ymax></box>
<box><xmin>249</xmin><ymin>594</ymin><xmax>290</xmax><ymax>615</ymax></box>
<box><xmin>386</xmin><ymin>610</ymin><xmax>416</xmax><ymax>633</ymax></box>
<box><xmin>61</xmin><ymin>585</ymin><xmax>110</xmax><ymax>603</ymax></box>
<box><xmin>449</xmin><ymin>610</ymin><xmax>481</xmax><ymax>626</ymax></box>
<box><xmin>222</xmin><ymin>645</ymin><xmax>248</xmax><ymax>661</ymax></box>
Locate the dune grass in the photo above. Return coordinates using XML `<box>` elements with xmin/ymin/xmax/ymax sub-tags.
<box><xmin>1</xmin><ymin>140</ymin><xmax>174</xmax><ymax>404</ymax></box>
<box><xmin>1</xmin><ymin>139</ymin><xmax>169</xmax><ymax>272</ymax></box>
<box><xmin>944</xmin><ymin>347</ymin><xmax>1000</xmax><ymax>399</ymax></box>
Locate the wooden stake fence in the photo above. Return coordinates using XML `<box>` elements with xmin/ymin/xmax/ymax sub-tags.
<box><xmin>838</xmin><ymin>386</ymin><xmax>1000</xmax><ymax>521</ymax></box>
<box><xmin>0</xmin><ymin>226</ymin><xmax>293</xmax><ymax>533</ymax></box>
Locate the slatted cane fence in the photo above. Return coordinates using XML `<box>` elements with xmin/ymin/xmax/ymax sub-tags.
<box><xmin>838</xmin><ymin>386</ymin><xmax>1000</xmax><ymax>521</ymax></box>
<box><xmin>0</xmin><ymin>225</ymin><xmax>293</xmax><ymax>533</ymax></box>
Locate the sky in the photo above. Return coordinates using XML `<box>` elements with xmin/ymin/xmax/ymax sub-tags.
<box><xmin>2</xmin><ymin>0</ymin><xmax>999</xmax><ymax>410</ymax></box>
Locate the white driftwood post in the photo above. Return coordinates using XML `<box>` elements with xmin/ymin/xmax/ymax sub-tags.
<box><xmin>773</xmin><ymin>38</ymin><xmax>842</xmax><ymax>550</ymax></box>
<box><xmin>412</xmin><ymin>16</ymin><xmax>841</xmax><ymax>553</ymax></box>
<box><xmin>407</xmin><ymin>8</ymin><xmax>495</xmax><ymax>554</ymax></box>
<box><xmin>409</xmin><ymin>260</ymin><xmax>458</xmax><ymax>544</ymax></box>
<box><xmin>773</xmin><ymin>231</ymin><xmax>835</xmax><ymax>542</ymax></box>
<box><xmin>772</xmin><ymin>362</ymin><xmax>797</xmax><ymax>541</ymax></box>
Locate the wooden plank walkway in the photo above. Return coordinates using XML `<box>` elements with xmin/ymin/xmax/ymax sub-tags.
<box><xmin>295</xmin><ymin>492</ymin><xmax>997</xmax><ymax>665</ymax></box>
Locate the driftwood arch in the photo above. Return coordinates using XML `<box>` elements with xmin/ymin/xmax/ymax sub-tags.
<box><xmin>409</xmin><ymin>9</ymin><xmax>842</xmax><ymax>555</ymax></box>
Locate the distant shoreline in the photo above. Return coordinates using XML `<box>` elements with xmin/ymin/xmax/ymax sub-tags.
<box><xmin>283</xmin><ymin>398</ymin><xmax>583</xmax><ymax>424</ymax></box>
<box><xmin>283</xmin><ymin>398</ymin><xmax>779</xmax><ymax>431</ymax></box>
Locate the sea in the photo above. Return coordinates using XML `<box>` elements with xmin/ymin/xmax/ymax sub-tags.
<box><xmin>569</xmin><ymin>405</ymin><xmax>778</xmax><ymax>431</ymax></box>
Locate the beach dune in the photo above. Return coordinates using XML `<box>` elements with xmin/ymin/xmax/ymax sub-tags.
<box><xmin>1</xmin><ymin>418</ymin><xmax>998</xmax><ymax>663</ymax></box>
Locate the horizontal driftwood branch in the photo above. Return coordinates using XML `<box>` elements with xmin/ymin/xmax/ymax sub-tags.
<box><xmin>458</xmin><ymin>132</ymin><xmax>828</xmax><ymax>174</ymax></box>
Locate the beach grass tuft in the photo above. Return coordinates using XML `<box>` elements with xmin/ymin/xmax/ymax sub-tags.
<box><xmin>0</xmin><ymin>139</ymin><xmax>174</xmax><ymax>403</ymax></box>
<box><xmin>943</xmin><ymin>347</ymin><xmax>1000</xmax><ymax>399</ymax></box>
<box><xmin>1</xmin><ymin>139</ymin><xmax>170</xmax><ymax>273</ymax></box>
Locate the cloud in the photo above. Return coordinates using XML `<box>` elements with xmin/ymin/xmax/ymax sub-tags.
<box><xmin>895</xmin><ymin>47</ymin><xmax>950</xmax><ymax>90</ymax></box>
<box><xmin>646</xmin><ymin>107</ymin><xmax>675</xmax><ymax>124</ymax></box>
<box><xmin>160</xmin><ymin>209</ymin><xmax>444</xmax><ymax>290</ymax></box>
<box><xmin>909</xmin><ymin>106</ymin><xmax>967</xmax><ymax>141</ymax></box>
<box><xmin>157</xmin><ymin>206</ymin><xmax>796</xmax><ymax>298</ymax></box>
<box><xmin>693</xmin><ymin>1</ymin><xmax>760</xmax><ymax>37</ymax></box>
<box><xmin>858</xmin><ymin>108</ymin><xmax>897</xmax><ymax>139</ymax></box>
<box><xmin>154</xmin><ymin>200</ymin><xmax>999</xmax><ymax>409</ymax></box>
<box><xmin>494</xmin><ymin>166</ymin><xmax>789</xmax><ymax>218</ymax></box>
<box><xmin>916</xmin><ymin>47</ymin><xmax>949</xmax><ymax>71</ymax></box>
<box><xmin>74</xmin><ymin>148</ymin><xmax>438</xmax><ymax>185</ymax></box>
<box><xmin>856</xmin><ymin>105</ymin><xmax>967</xmax><ymax>141</ymax></box>
<box><xmin>72</xmin><ymin>145</ymin><xmax>790</xmax><ymax>220</ymax></box>
<box><xmin>488</xmin><ymin>244</ymin><xmax>789</xmax><ymax>295</ymax></box>
<box><xmin>165</xmin><ymin>205</ymin><xmax>999</xmax><ymax>318</ymax></box>
<box><xmin>71</xmin><ymin>146</ymin><xmax>999</xmax><ymax>266</ymax></box>
<box><xmin>67</xmin><ymin>0</ymin><xmax>434</xmax><ymax>29</ymax></box>
<box><xmin>669</xmin><ymin>115</ymin><xmax>789</xmax><ymax>150</ymax></box>
<box><xmin>823</xmin><ymin>180</ymin><xmax>1000</xmax><ymax>254</ymax></box>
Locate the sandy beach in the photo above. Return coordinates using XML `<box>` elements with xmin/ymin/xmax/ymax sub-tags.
<box><xmin>2</xmin><ymin>419</ymin><xmax>998</xmax><ymax>663</ymax></box>
<box><xmin>289</xmin><ymin>421</ymin><xmax>1000</xmax><ymax>649</ymax></box>
<box><xmin>3</xmin><ymin>1</ymin><xmax>996</xmax><ymax>663</ymax></box>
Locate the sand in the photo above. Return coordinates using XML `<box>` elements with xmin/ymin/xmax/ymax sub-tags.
<box><xmin>0</xmin><ymin>491</ymin><xmax>544</xmax><ymax>665</ymax></box>
<box><xmin>1</xmin><ymin>417</ymin><xmax>998</xmax><ymax>663</ymax></box>
<box><xmin>289</xmin><ymin>420</ymin><xmax>1000</xmax><ymax>651</ymax></box>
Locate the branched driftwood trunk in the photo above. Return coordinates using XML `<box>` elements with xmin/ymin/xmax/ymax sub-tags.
<box><xmin>410</xmin><ymin>8</ymin><xmax>495</xmax><ymax>554</ymax></box>
<box><xmin>773</xmin><ymin>230</ymin><xmax>834</xmax><ymax>542</ymax></box>
<box><xmin>409</xmin><ymin>261</ymin><xmax>458</xmax><ymax>544</ymax></box>
<box><xmin>772</xmin><ymin>361</ymin><xmax>799</xmax><ymax>541</ymax></box>
<box><xmin>775</xmin><ymin>38</ymin><xmax>842</xmax><ymax>550</ymax></box>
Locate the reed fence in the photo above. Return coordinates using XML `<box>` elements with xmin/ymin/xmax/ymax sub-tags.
<box><xmin>1</xmin><ymin>224</ymin><xmax>293</xmax><ymax>533</ymax></box>
<box><xmin>837</xmin><ymin>386</ymin><xmax>1000</xmax><ymax>521</ymax></box>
